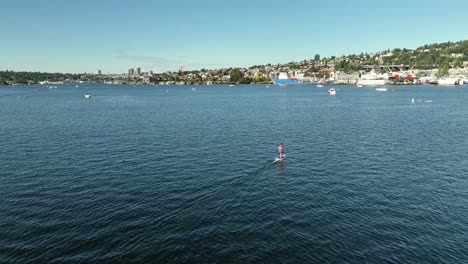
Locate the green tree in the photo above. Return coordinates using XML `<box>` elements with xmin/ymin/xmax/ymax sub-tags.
<box><xmin>436</xmin><ymin>64</ymin><xmax>450</xmax><ymax>78</ymax></box>
<box><xmin>240</xmin><ymin>76</ymin><xmax>252</xmax><ymax>84</ymax></box>
<box><xmin>229</xmin><ymin>69</ymin><xmax>242</xmax><ymax>83</ymax></box>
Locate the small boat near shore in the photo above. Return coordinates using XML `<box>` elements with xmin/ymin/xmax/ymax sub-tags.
<box><xmin>376</xmin><ymin>87</ymin><xmax>388</xmax><ymax>92</ymax></box>
<box><xmin>328</xmin><ymin>88</ymin><xmax>336</xmax><ymax>95</ymax></box>
<box><xmin>84</xmin><ymin>93</ymin><xmax>91</xmax><ymax>99</ymax></box>
<box><xmin>272</xmin><ymin>72</ymin><xmax>300</xmax><ymax>85</ymax></box>
<box><xmin>357</xmin><ymin>70</ymin><xmax>387</xmax><ymax>86</ymax></box>
<box><xmin>437</xmin><ymin>78</ymin><xmax>459</xmax><ymax>85</ymax></box>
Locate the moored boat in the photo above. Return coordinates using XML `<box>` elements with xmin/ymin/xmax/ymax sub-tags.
<box><xmin>328</xmin><ymin>88</ymin><xmax>336</xmax><ymax>95</ymax></box>
<box><xmin>437</xmin><ymin>78</ymin><xmax>459</xmax><ymax>85</ymax></box>
<box><xmin>357</xmin><ymin>70</ymin><xmax>387</xmax><ymax>86</ymax></box>
<box><xmin>272</xmin><ymin>72</ymin><xmax>300</xmax><ymax>85</ymax></box>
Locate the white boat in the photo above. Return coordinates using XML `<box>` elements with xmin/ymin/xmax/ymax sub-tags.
<box><xmin>375</xmin><ymin>87</ymin><xmax>388</xmax><ymax>92</ymax></box>
<box><xmin>84</xmin><ymin>93</ymin><xmax>91</xmax><ymax>99</ymax></box>
<box><xmin>357</xmin><ymin>70</ymin><xmax>387</xmax><ymax>86</ymax></box>
<box><xmin>437</xmin><ymin>78</ymin><xmax>459</xmax><ymax>85</ymax></box>
<box><xmin>358</xmin><ymin>79</ymin><xmax>386</xmax><ymax>86</ymax></box>
<box><xmin>272</xmin><ymin>72</ymin><xmax>300</xmax><ymax>85</ymax></box>
<box><xmin>357</xmin><ymin>84</ymin><xmax>363</xmax><ymax>88</ymax></box>
<box><xmin>328</xmin><ymin>88</ymin><xmax>336</xmax><ymax>95</ymax></box>
<box><xmin>192</xmin><ymin>88</ymin><xmax>196</xmax><ymax>90</ymax></box>
<box><xmin>316</xmin><ymin>84</ymin><xmax>324</xmax><ymax>88</ymax></box>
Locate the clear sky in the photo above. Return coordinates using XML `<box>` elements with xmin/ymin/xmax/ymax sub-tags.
<box><xmin>2</xmin><ymin>0</ymin><xmax>467</xmax><ymax>73</ymax></box>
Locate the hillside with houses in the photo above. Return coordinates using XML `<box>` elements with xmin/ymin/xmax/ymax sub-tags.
<box><xmin>1</xmin><ymin>40</ymin><xmax>467</xmax><ymax>85</ymax></box>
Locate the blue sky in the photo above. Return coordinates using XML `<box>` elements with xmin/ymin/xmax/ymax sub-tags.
<box><xmin>2</xmin><ymin>0</ymin><xmax>467</xmax><ymax>73</ymax></box>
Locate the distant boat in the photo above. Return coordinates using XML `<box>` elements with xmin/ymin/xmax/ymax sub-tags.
<box><xmin>358</xmin><ymin>79</ymin><xmax>386</xmax><ymax>86</ymax></box>
<box><xmin>272</xmin><ymin>72</ymin><xmax>300</xmax><ymax>85</ymax></box>
<box><xmin>316</xmin><ymin>84</ymin><xmax>323</xmax><ymax>88</ymax></box>
<box><xmin>84</xmin><ymin>93</ymin><xmax>91</xmax><ymax>99</ymax></box>
<box><xmin>357</xmin><ymin>70</ymin><xmax>387</xmax><ymax>86</ymax></box>
<box><xmin>375</xmin><ymin>87</ymin><xmax>388</xmax><ymax>92</ymax></box>
<box><xmin>357</xmin><ymin>79</ymin><xmax>386</xmax><ymax>86</ymax></box>
<box><xmin>328</xmin><ymin>88</ymin><xmax>336</xmax><ymax>95</ymax></box>
<box><xmin>356</xmin><ymin>84</ymin><xmax>363</xmax><ymax>88</ymax></box>
<box><xmin>437</xmin><ymin>78</ymin><xmax>458</xmax><ymax>85</ymax></box>
<box><xmin>228</xmin><ymin>84</ymin><xmax>235</xmax><ymax>87</ymax></box>
<box><xmin>192</xmin><ymin>88</ymin><xmax>196</xmax><ymax>90</ymax></box>
<box><xmin>419</xmin><ymin>77</ymin><xmax>438</xmax><ymax>85</ymax></box>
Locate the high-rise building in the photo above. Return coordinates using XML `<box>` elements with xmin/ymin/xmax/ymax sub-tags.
<box><xmin>97</xmin><ymin>70</ymin><xmax>102</xmax><ymax>75</ymax></box>
<box><xmin>136</xmin><ymin>67</ymin><xmax>142</xmax><ymax>76</ymax></box>
<box><xmin>128</xmin><ymin>68</ymin><xmax>134</xmax><ymax>76</ymax></box>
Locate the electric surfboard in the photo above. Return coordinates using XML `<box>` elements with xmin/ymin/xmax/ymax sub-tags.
<box><xmin>273</xmin><ymin>154</ymin><xmax>286</xmax><ymax>163</ymax></box>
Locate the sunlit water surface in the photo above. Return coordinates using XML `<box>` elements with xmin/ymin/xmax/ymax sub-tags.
<box><xmin>1</xmin><ymin>84</ymin><xmax>468</xmax><ymax>263</ymax></box>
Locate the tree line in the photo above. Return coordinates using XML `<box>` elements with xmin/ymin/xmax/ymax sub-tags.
<box><xmin>0</xmin><ymin>70</ymin><xmax>81</xmax><ymax>84</ymax></box>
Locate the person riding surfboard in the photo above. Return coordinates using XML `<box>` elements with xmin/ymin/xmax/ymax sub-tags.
<box><xmin>278</xmin><ymin>143</ymin><xmax>284</xmax><ymax>159</ymax></box>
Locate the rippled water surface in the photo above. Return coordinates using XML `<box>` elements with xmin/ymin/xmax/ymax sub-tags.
<box><xmin>1</xmin><ymin>84</ymin><xmax>468</xmax><ymax>263</ymax></box>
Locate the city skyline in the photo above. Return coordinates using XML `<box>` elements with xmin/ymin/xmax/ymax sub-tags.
<box><xmin>2</xmin><ymin>0</ymin><xmax>468</xmax><ymax>73</ymax></box>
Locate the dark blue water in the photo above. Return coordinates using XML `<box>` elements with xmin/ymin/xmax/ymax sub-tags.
<box><xmin>1</xmin><ymin>84</ymin><xmax>468</xmax><ymax>263</ymax></box>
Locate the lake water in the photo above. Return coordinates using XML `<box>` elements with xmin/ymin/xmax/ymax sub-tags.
<box><xmin>1</xmin><ymin>84</ymin><xmax>468</xmax><ymax>263</ymax></box>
